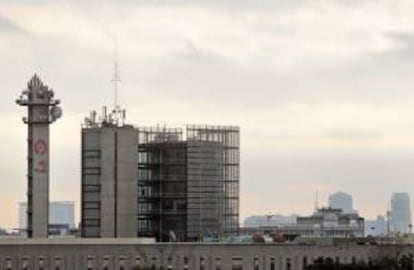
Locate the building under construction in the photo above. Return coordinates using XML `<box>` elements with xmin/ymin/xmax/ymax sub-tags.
<box><xmin>81</xmin><ymin>108</ymin><xmax>240</xmax><ymax>241</ymax></box>
<box><xmin>137</xmin><ymin>125</ymin><xmax>240</xmax><ymax>241</ymax></box>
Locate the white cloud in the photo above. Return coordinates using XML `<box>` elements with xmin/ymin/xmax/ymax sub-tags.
<box><xmin>2</xmin><ymin>1</ymin><xmax>414</xmax><ymax>228</ymax></box>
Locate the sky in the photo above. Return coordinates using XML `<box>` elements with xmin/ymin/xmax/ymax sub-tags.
<box><xmin>2</xmin><ymin>0</ymin><xmax>414</xmax><ymax>229</ymax></box>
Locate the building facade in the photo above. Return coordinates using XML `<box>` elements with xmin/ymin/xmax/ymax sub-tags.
<box><xmin>0</xmin><ymin>238</ymin><xmax>411</xmax><ymax>270</ymax></box>
<box><xmin>390</xmin><ymin>193</ymin><xmax>412</xmax><ymax>234</ymax></box>
<box><xmin>81</xmin><ymin>113</ymin><xmax>138</xmax><ymax>238</ymax></box>
<box><xmin>296</xmin><ymin>207</ymin><xmax>364</xmax><ymax>237</ymax></box>
<box><xmin>138</xmin><ymin>125</ymin><xmax>240</xmax><ymax>241</ymax></box>
<box><xmin>81</xmin><ymin>110</ymin><xmax>240</xmax><ymax>241</ymax></box>
<box><xmin>241</xmin><ymin>208</ymin><xmax>364</xmax><ymax>239</ymax></box>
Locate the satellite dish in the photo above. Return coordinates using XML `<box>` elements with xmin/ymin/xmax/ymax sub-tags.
<box><xmin>51</xmin><ymin>106</ymin><xmax>63</xmax><ymax>120</ymax></box>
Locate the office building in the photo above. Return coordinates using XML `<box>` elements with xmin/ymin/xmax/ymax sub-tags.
<box><xmin>390</xmin><ymin>192</ymin><xmax>412</xmax><ymax>234</ymax></box>
<box><xmin>138</xmin><ymin>125</ymin><xmax>239</xmax><ymax>241</ymax></box>
<box><xmin>81</xmin><ymin>108</ymin><xmax>138</xmax><ymax>238</ymax></box>
<box><xmin>18</xmin><ymin>201</ymin><xmax>75</xmax><ymax>235</ymax></box>
<box><xmin>328</xmin><ymin>191</ymin><xmax>354</xmax><ymax>214</ymax></box>
<box><xmin>81</xmin><ymin>109</ymin><xmax>240</xmax><ymax>241</ymax></box>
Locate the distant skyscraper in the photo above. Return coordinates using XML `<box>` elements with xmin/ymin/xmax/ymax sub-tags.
<box><xmin>18</xmin><ymin>201</ymin><xmax>75</xmax><ymax>235</ymax></box>
<box><xmin>328</xmin><ymin>191</ymin><xmax>353</xmax><ymax>213</ymax></box>
<box><xmin>390</xmin><ymin>193</ymin><xmax>412</xmax><ymax>234</ymax></box>
<box><xmin>365</xmin><ymin>215</ymin><xmax>387</xmax><ymax>236</ymax></box>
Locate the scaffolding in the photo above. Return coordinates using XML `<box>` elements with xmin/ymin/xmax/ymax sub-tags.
<box><xmin>137</xmin><ymin>127</ymin><xmax>186</xmax><ymax>241</ymax></box>
<box><xmin>187</xmin><ymin>125</ymin><xmax>240</xmax><ymax>238</ymax></box>
<box><xmin>137</xmin><ymin>125</ymin><xmax>240</xmax><ymax>241</ymax></box>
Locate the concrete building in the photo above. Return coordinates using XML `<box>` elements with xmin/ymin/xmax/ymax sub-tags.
<box><xmin>296</xmin><ymin>207</ymin><xmax>364</xmax><ymax>237</ymax></box>
<box><xmin>138</xmin><ymin>125</ymin><xmax>240</xmax><ymax>241</ymax></box>
<box><xmin>390</xmin><ymin>192</ymin><xmax>412</xmax><ymax>234</ymax></box>
<box><xmin>241</xmin><ymin>208</ymin><xmax>364</xmax><ymax>239</ymax></box>
<box><xmin>18</xmin><ymin>201</ymin><xmax>75</xmax><ymax>235</ymax></box>
<box><xmin>328</xmin><ymin>191</ymin><xmax>354</xmax><ymax>214</ymax></box>
<box><xmin>81</xmin><ymin>108</ymin><xmax>138</xmax><ymax>238</ymax></box>
<box><xmin>243</xmin><ymin>215</ymin><xmax>298</xmax><ymax>228</ymax></box>
<box><xmin>81</xmin><ymin>109</ymin><xmax>240</xmax><ymax>241</ymax></box>
<box><xmin>16</xmin><ymin>75</ymin><xmax>62</xmax><ymax>238</ymax></box>
<box><xmin>0</xmin><ymin>238</ymin><xmax>412</xmax><ymax>270</ymax></box>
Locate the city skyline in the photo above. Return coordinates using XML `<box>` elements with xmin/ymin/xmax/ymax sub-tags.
<box><xmin>3</xmin><ymin>1</ymin><xmax>414</xmax><ymax>229</ymax></box>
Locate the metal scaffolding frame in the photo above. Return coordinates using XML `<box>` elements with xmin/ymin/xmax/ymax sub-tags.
<box><xmin>137</xmin><ymin>125</ymin><xmax>239</xmax><ymax>241</ymax></box>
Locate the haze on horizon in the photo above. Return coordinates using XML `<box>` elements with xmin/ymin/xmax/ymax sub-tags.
<box><xmin>1</xmin><ymin>0</ymin><xmax>414</xmax><ymax>229</ymax></box>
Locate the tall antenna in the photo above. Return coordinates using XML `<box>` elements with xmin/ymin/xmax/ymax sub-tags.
<box><xmin>112</xmin><ymin>37</ymin><xmax>121</xmax><ymax>110</ymax></box>
<box><xmin>314</xmin><ymin>189</ymin><xmax>319</xmax><ymax>212</ymax></box>
<box><xmin>108</xmin><ymin>36</ymin><xmax>126</xmax><ymax>127</ymax></box>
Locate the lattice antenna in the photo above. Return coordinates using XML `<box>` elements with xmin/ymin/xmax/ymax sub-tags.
<box><xmin>112</xmin><ymin>37</ymin><xmax>121</xmax><ymax>110</ymax></box>
<box><xmin>109</xmin><ymin>36</ymin><xmax>126</xmax><ymax>126</ymax></box>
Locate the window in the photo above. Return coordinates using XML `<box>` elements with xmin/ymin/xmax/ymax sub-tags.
<box><xmin>183</xmin><ymin>257</ymin><xmax>189</xmax><ymax>270</ymax></box>
<box><xmin>254</xmin><ymin>257</ymin><xmax>259</xmax><ymax>270</ymax></box>
<box><xmin>368</xmin><ymin>257</ymin><xmax>373</xmax><ymax>266</ymax></box>
<box><xmin>335</xmin><ymin>257</ymin><xmax>340</xmax><ymax>265</ymax></box>
<box><xmin>270</xmin><ymin>257</ymin><xmax>275</xmax><ymax>270</ymax></box>
<box><xmin>167</xmin><ymin>257</ymin><xmax>173</xmax><ymax>270</ymax></box>
<box><xmin>55</xmin><ymin>257</ymin><xmax>61</xmax><ymax>270</ymax></box>
<box><xmin>200</xmin><ymin>257</ymin><xmax>205</xmax><ymax>270</ymax></box>
<box><xmin>39</xmin><ymin>256</ymin><xmax>45</xmax><ymax>270</ymax></box>
<box><xmin>286</xmin><ymin>258</ymin><xmax>291</xmax><ymax>270</ymax></box>
<box><xmin>302</xmin><ymin>257</ymin><xmax>307</xmax><ymax>270</ymax></box>
<box><xmin>87</xmin><ymin>256</ymin><xmax>94</xmax><ymax>270</ymax></box>
<box><xmin>135</xmin><ymin>257</ymin><xmax>141</xmax><ymax>269</ymax></box>
<box><xmin>151</xmin><ymin>257</ymin><xmax>156</xmax><ymax>269</ymax></box>
<box><xmin>232</xmin><ymin>257</ymin><xmax>243</xmax><ymax>270</ymax></box>
<box><xmin>22</xmin><ymin>257</ymin><xmax>28</xmax><ymax>270</ymax></box>
<box><xmin>103</xmin><ymin>256</ymin><xmax>109</xmax><ymax>270</ymax></box>
<box><xmin>6</xmin><ymin>257</ymin><xmax>12</xmax><ymax>270</ymax></box>
<box><xmin>119</xmin><ymin>257</ymin><xmax>125</xmax><ymax>270</ymax></box>
<box><xmin>351</xmin><ymin>257</ymin><xmax>356</xmax><ymax>265</ymax></box>
<box><xmin>215</xmin><ymin>258</ymin><xmax>221</xmax><ymax>270</ymax></box>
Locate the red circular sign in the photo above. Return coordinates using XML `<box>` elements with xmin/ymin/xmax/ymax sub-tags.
<box><xmin>34</xmin><ymin>139</ymin><xmax>47</xmax><ymax>155</ymax></box>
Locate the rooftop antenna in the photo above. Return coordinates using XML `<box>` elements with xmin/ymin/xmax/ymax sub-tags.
<box><xmin>314</xmin><ymin>189</ymin><xmax>319</xmax><ymax>212</ymax></box>
<box><xmin>112</xmin><ymin>37</ymin><xmax>121</xmax><ymax>110</ymax></box>
<box><xmin>110</xmin><ymin>36</ymin><xmax>125</xmax><ymax>126</ymax></box>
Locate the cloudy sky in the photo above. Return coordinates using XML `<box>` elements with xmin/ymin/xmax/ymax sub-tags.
<box><xmin>2</xmin><ymin>0</ymin><xmax>414</xmax><ymax>229</ymax></box>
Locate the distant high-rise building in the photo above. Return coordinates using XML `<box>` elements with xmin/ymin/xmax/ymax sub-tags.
<box><xmin>390</xmin><ymin>193</ymin><xmax>412</xmax><ymax>234</ymax></box>
<box><xmin>328</xmin><ymin>191</ymin><xmax>354</xmax><ymax>214</ymax></box>
<box><xmin>365</xmin><ymin>215</ymin><xmax>387</xmax><ymax>236</ymax></box>
<box><xmin>18</xmin><ymin>201</ymin><xmax>75</xmax><ymax>235</ymax></box>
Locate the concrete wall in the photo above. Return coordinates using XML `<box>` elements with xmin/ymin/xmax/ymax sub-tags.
<box><xmin>81</xmin><ymin>127</ymin><xmax>138</xmax><ymax>238</ymax></box>
<box><xmin>0</xmin><ymin>239</ymin><xmax>410</xmax><ymax>270</ymax></box>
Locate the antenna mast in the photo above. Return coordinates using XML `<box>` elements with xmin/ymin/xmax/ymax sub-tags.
<box><xmin>109</xmin><ymin>37</ymin><xmax>126</xmax><ymax>126</ymax></box>
<box><xmin>112</xmin><ymin>37</ymin><xmax>121</xmax><ymax>110</ymax></box>
<box><xmin>314</xmin><ymin>189</ymin><xmax>319</xmax><ymax>212</ymax></box>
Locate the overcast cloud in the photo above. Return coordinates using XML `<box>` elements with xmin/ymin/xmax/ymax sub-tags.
<box><xmin>1</xmin><ymin>0</ymin><xmax>414</xmax><ymax>228</ymax></box>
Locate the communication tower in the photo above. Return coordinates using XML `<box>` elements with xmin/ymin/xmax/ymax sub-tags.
<box><xmin>16</xmin><ymin>74</ymin><xmax>62</xmax><ymax>238</ymax></box>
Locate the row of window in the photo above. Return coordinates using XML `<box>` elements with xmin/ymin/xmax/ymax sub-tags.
<box><xmin>1</xmin><ymin>255</ymin><xmax>371</xmax><ymax>270</ymax></box>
